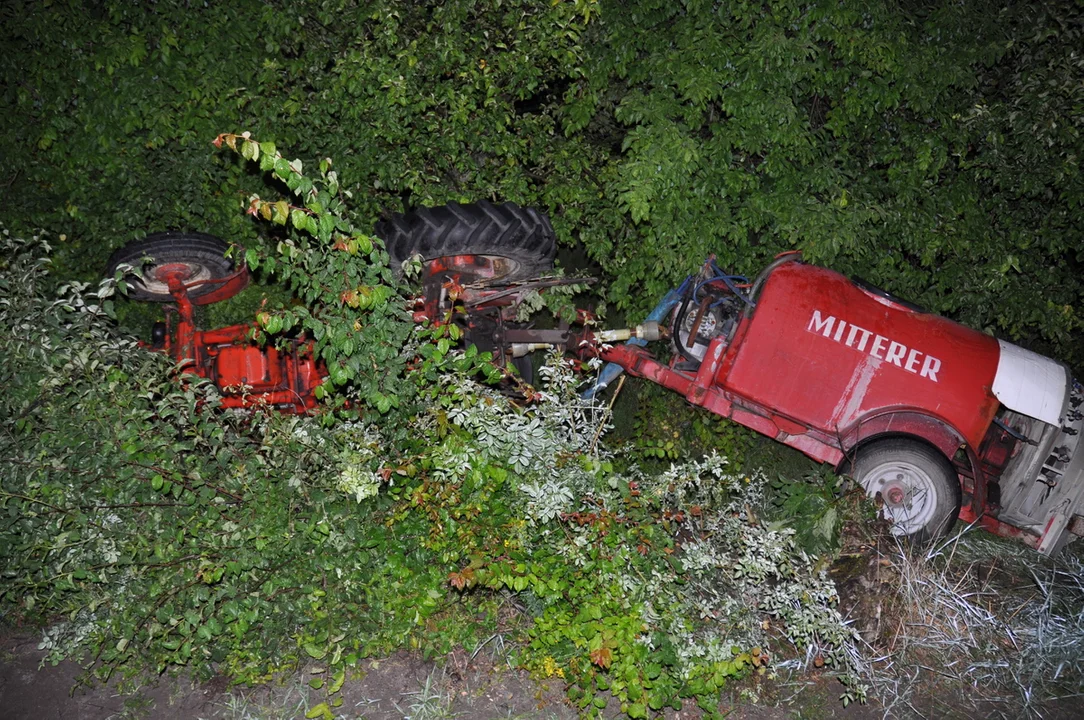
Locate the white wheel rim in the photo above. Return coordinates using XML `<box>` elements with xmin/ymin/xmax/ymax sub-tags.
<box><xmin>135</xmin><ymin>261</ymin><xmax>213</xmax><ymax>295</ymax></box>
<box><xmin>860</xmin><ymin>459</ymin><xmax>939</xmax><ymax>536</ymax></box>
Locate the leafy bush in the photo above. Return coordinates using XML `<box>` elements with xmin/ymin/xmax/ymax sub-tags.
<box><xmin>768</xmin><ymin>467</ymin><xmax>853</xmax><ymax>558</ymax></box>
<box><xmin>0</xmin><ymin>227</ymin><xmax>427</xmax><ymax>681</ymax></box>
<box><xmin>617</xmin><ymin>381</ymin><xmax>758</xmax><ymax>468</ymax></box>
<box><xmin>3</xmin><ymin>1</ymin><xmax>1082</xmax><ymax>368</ymax></box>
<box><xmin>0</xmin><ymin>0</ymin><xmax>596</xmax><ymax>282</ymax></box>
<box><xmin>0</xmin><ymin>217</ymin><xmax>865</xmax><ymax>715</ymax></box>
<box><xmin>564</xmin><ymin>1</ymin><xmax>1084</xmax><ymax>367</ymax></box>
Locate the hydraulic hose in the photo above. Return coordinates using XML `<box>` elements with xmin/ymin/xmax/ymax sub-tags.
<box><xmin>581</xmin><ymin>288</ymin><xmax>682</xmax><ymax>399</ymax></box>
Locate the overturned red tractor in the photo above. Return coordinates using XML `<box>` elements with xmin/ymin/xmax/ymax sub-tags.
<box><xmin>109</xmin><ymin>202</ymin><xmax>1084</xmax><ymax>554</ymax></box>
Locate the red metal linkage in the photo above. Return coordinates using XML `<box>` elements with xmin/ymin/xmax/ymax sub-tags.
<box><xmin>157</xmin><ymin>265</ymin><xmax>323</xmax><ymax>413</ymax></box>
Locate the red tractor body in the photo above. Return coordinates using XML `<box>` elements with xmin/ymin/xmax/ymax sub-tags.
<box><xmin>141</xmin><ymin>259</ymin><xmax>324</xmax><ymax>413</ymax></box>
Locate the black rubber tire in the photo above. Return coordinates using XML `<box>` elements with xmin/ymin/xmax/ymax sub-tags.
<box><xmin>105</xmin><ymin>232</ymin><xmax>234</xmax><ymax>302</ymax></box>
<box><xmin>512</xmin><ymin>353</ymin><xmax>534</xmax><ymax>385</ymax></box>
<box><xmin>848</xmin><ymin>439</ymin><xmax>960</xmax><ymax>544</ymax></box>
<box><xmin>375</xmin><ymin>200</ymin><xmax>556</xmax><ymax>282</ymax></box>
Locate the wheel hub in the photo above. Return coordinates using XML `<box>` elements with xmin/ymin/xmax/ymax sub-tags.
<box><xmin>862</xmin><ymin>461</ymin><xmax>937</xmax><ymax>536</ymax></box>
<box><xmin>884</xmin><ymin>481</ymin><xmax>907</xmax><ymax>507</ymax></box>
<box><xmin>141</xmin><ymin>261</ymin><xmax>212</xmax><ymax>294</ymax></box>
<box><xmin>153</xmin><ymin>262</ymin><xmax>200</xmax><ymax>282</ymax></box>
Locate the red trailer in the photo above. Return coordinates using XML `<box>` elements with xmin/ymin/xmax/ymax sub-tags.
<box><xmin>598</xmin><ymin>254</ymin><xmax>1084</xmax><ymax>554</ymax></box>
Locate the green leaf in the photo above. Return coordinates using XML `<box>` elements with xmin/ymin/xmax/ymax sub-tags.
<box><xmin>329</xmin><ymin>669</ymin><xmax>346</xmax><ymax>694</ymax></box>
<box><xmin>291</xmin><ymin>209</ymin><xmax>308</xmax><ymax>230</ymax></box>
<box><xmin>272</xmin><ymin>200</ymin><xmax>290</xmax><ymax>225</ymax></box>
<box><xmin>303</xmin><ymin>642</ymin><xmax>327</xmax><ymax>660</ymax></box>
<box><xmin>305</xmin><ymin>703</ymin><xmax>332</xmax><ymax>720</ymax></box>
<box><xmin>318</xmin><ymin>213</ymin><xmax>334</xmax><ymax>241</ymax></box>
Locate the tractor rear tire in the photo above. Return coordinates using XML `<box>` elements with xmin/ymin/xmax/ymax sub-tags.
<box><xmin>375</xmin><ymin>200</ymin><xmax>556</xmax><ymax>282</ymax></box>
<box><xmin>106</xmin><ymin>232</ymin><xmax>234</xmax><ymax>303</ymax></box>
<box><xmin>849</xmin><ymin>439</ymin><xmax>960</xmax><ymax>544</ymax></box>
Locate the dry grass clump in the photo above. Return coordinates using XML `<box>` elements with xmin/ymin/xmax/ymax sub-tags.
<box><xmin>866</xmin><ymin>525</ymin><xmax>1084</xmax><ymax>719</ymax></box>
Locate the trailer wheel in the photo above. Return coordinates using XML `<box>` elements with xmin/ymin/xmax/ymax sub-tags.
<box><xmin>106</xmin><ymin>232</ymin><xmax>235</xmax><ymax>302</ymax></box>
<box><xmin>850</xmin><ymin>439</ymin><xmax>960</xmax><ymax>543</ymax></box>
<box><xmin>375</xmin><ymin>200</ymin><xmax>556</xmax><ymax>283</ymax></box>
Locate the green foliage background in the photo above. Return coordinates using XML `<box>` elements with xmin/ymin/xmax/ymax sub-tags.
<box><xmin>2</xmin><ymin>0</ymin><xmax>1082</xmax><ymax>363</ymax></box>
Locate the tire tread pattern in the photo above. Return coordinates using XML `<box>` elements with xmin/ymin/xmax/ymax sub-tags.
<box><xmin>375</xmin><ymin>200</ymin><xmax>556</xmax><ymax>280</ymax></box>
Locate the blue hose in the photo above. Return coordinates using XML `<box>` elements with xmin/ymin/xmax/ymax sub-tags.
<box><xmin>581</xmin><ymin>288</ymin><xmax>683</xmax><ymax>399</ymax></box>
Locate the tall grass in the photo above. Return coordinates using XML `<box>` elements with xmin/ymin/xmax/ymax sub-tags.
<box><xmin>870</xmin><ymin>527</ymin><xmax>1084</xmax><ymax>718</ymax></box>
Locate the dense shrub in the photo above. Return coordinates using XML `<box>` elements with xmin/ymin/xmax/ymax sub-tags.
<box><xmin>0</xmin><ymin>211</ymin><xmax>864</xmax><ymax>716</ymax></box>
<box><xmin>2</xmin><ymin>1</ymin><xmax>1082</xmax><ymax>364</ymax></box>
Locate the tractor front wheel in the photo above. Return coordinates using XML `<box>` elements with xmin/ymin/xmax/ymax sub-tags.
<box><xmin>106</xmin><ymin>232</ymin><xmax>236</xmax><ymax>303</ymax></box>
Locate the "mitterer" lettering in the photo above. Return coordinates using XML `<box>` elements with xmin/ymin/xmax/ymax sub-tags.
<box><xmin>807</xmin><ymin>310</ymin><xmax>941</xmax><ymax>382</ymax></box>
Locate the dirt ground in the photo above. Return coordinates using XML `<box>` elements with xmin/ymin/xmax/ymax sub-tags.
<box><xmin>1</xmin><ymin>626</ymin><xmax>888</xmax><ymax>720</ymax></box>
<box><xmin>9</xmin><ymin>623</ymin><xmax>1082</xmax><ymax>720</ymax></box>
<box><xmin>0</xmin><ymin>630</ymin><xmax>572</xmax><ymax>720</ymax></box>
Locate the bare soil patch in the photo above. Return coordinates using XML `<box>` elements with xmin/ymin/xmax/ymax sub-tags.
<box><xmin>0</xmin><ymin>629</ymin><xmax>574</xmax><ymax>720</ymax></box>
<box><xmin>0</xmin><ymin>625</ymin><xmax>885</xmax><ymax>720</ymax></box>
